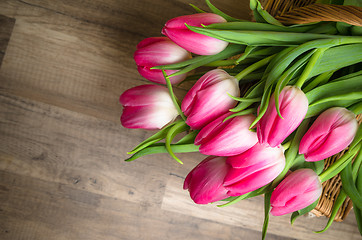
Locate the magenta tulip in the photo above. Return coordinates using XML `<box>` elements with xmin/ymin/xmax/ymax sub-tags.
<box><xmin>194</xmin><ymin>113</ymin><xmax>258</xmax><ymax>156</ymax></box>
<box><xmin>184</xmin><ymin>156</ymin><xmax>230</xmax><ymax>204</ymax></box>
<box><xmin>223</xmin><ymin>143</ymin><xmax>285</xmax><ymax>196</ymax></box>
<box><xmin>270</xmin><ymin>169</ymin><xmax>322</xmax><ymax>216</ymax></box>
<box><xmin>134</xmin><ymin>37</ymin><xmax>191</xmax><ymax>84</ymax></box>
<box><xmin>162</xmin><ymin>13</ymin><xmax>229</xmax><ymax>55</ymax></box>
<box><xmin>120</xmin><ymin>85</ymin><xmax>178</xmax><ymax>129</ymax></box>
<box><xmin>257</xmin><ymin>86</ymin><xmax>308</xmax><ymax>147</ymax></box>
<box><xmin>181</xmin><ymin>69</ymin><xmax>240</xmax><ymax>129</ymax></box>
<box><xmin>299</xmin><ymin>107</ymin><xmax>358</xmax><ymax>162</ymax></box>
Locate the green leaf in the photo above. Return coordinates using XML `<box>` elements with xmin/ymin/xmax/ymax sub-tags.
<box><xmin>354</xmin><ymin>206</ymin><xmax>362</xmax><ymax>235</ymax></box>
<box><xmin>302</xmin><ymin>71</ymin><xmax>334</xmax><ymax>93</ymax></box>
<box><xmin>125</xmin><ymin>143</ymin><xmax>199</xmax><ymax>162</ymax></box>
<box><xmin>249</xmin><ymin>86</ymin><xmax>272</xmax><ymax>128</ymax></box>
<box><xmin>355</xmin><ymin>165</ymin><xmax>362</xmax><ymax>235</ymax></box>
<box><xmin>274</xmin><ymin>50</ymin><xmax>316</xmax><ymax>118</ymax></box>
<box><xmin>350</xmin><ymin>124</ymin><xmax>362</xmax><ymax>151</ymax></box>
<box><xmin>316</xmin><ymin>191</ymin><xmax>347</xmax><ymax>233</ymax></box>
<box><xmin>272</xmin><ymin>119</ymin><xmax>311</xmax><ymax>186</ymax></box>
<box><xmin>293</xmin><ymin>161</ymin><xmax>325</xmax><ymax>175</ymax></box>
<box><xmin>250</xmin><ymin>0</ymin><xmax>283</xmax><ymax>26</ymax></box>
<box><xmin>169</xmin><ymin>45</ymin><xmax>246</xmax><ymax>77</ymax></box>
<box><xmin>127</xmin><ymin>123</ymin><xmax>177</xmax><ymax>154</ymax></box>
<box><xmin>309</xmin><ymin>44</ymin><xmax>362</xmax><ymax>78</ymax></box>
<box><xmin>176</xmin><ymin>130</ymin><xmax>199</xmax><ymax>145</ymax></box>
<box><xmin>265</xmin><ymin>39</ymin><xmax>362</xmax><ymax>94</ymax></box>
<box><xmin>235</xmin><ymin>53</ymin><xmax>275</xmax><ymax>81</ymax></box>
<box><xmin>230</xmin><ymin>80</ymin><xmax>265</xmax><ymax>112</ymax></box>
<box><xmin>186</xmin><ymin>25</ymin><xmax>347</xmax><ymax>46</ymax></box>
<box><xmin>152</xmin><ymin>44</ymin><xmax>245</xmax><ymax>71</ymax></box>
<box><xmin>319</xmin><ymin>145</ymin><xmax>360</xmax><ymax>182</ymax></box>
<box><xmin>163</xmin><ymin>71</ymin><xmax>186</xmax><ymax>121</ymax></box>
<box><xmin>205</xmin><ymin>21</ymin><xmax>317</xmax><ymax>32</ymax></box>
<box><xmin>205</xmin><ymin>0</ymin><xmax>243</xmax><ymax>22</ymax></box>
<box><xmin>340</xmin><ymin>161</ymin><xmax>362</xmax><ymax>209</ymax></box>
<box><xmin>223</xmin><ymin>108</ymin><xmax>256</xmax><ymax>121</ymax></box>
<box><xmin>189</xmin><ymin>3</ymin><xmax>206</xmax><ymax>13</ymax></box>
<box><xmin>348</xmin><ymin>101</ymin><xmax>362</xmax><ymax>115</ymax></box>
<box><xmin>306</xmin><ymin>99</ymin><xmax>360</xmax><ymax>118</ymax></box>
<box><xmin>291</xmin><ymin>199</ymin><xmax>319</xmax><ymax>225</ymax></box>
<box><xmin>309</xmin><ymin>92</ymin><xmax>362</xmax><ymax>107</ymax></box>
<box><xmin>305</xmin><ymin>75</ymin><xmax>362</xmax><ymax>109</ymax></box>
<box><xmin>165</xmin><ymin>121</ymin><xmax>190</xmax><ymax>164</ymax></box>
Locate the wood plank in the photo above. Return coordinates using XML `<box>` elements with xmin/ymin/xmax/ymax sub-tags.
<box><xmin>0</xmin><ymin>92</ymin><xmax>177</xmax><ymax>202</ymax></box>
<box><xmin>0</xmin><ymin>170</ymin><xmax>293</xmax><ymax>240</ymax></box>
<box><xmin>0</xmin><ymin>14</ymin><xmax>15</xmax><ymax>67</ymax></box>
<box><xmin>0</xmin><ymin>0</ymin><xmax>360</xmax><ymax>239</ymax></box>
<box><xmin>0</xmin><ymin>0</ymin><xmax>250</xmax><ymax>123</ymax></box>
<box><xmin>162</xmin><ymin>172</ymin><xmax>361</xmax><ymax>240</ymax></box>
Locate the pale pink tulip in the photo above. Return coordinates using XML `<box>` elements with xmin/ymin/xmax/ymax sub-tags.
<box><xmin>257</xmin><ymin>86</ymin><xmax>308</xmax><ymax>147</ymax></box>
<box><xmin>194</xmin><ymin>113</ymin><xmax>258</xmax><ymax>156</ymax></box>
<box><xmin>181</xmin><ymin>69</ymin><xmax>240</xmax><ymax>129</ymax></box>
<box><xmin>134</xmin><ymin>37</ymin><xmax>191</xmax><ymax>84</ymax></box>
<box><xmin>299</xmin><ymin>107</ymin><xmax>358</xmax><ymax>162</ymax></box>
<box><xmin>270</xmin><ymin>169</ymin><xmax>322</xmax><ymax>216</ymax></box>
<box><xmin>224</xmin><ymin>143</ymin><xmax>285</xmax><ymax>196</ymax></box>
<box><xmin>120</xmin><ymin>85</ymin><xmax>178</xmax><ymax>129</ymax></box>
<box><xmin>162</xmin><ymin>13</ymin><xmax>229</xmax><ymax>55</ymax></box>
<box><xmin>184</xmin><ymin>156</ymin><xmax>230</xmax><ymax>204</ymax></box>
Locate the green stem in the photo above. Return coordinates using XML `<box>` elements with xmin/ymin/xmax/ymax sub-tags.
<box><xmin>295</xmin><ymin>48</ymin><xmax>327</xmax><ymax>88</ymax></box>
<box><xmin>203</xmin><ymin>59</ymin><xmax>237</xmax><ymax>67</ymax></box>
<box><xmin>262</xmin><ymin>192</ymin><xmax>272</xmax><ymax>240</ymax></box>
<box><xmin>234</xmin><ymin>54</ymin><xmax>275</xmax><ymax>81</ymax></box>
<box><xmin>318</xmin><ymin>145</ymin><xmax>360</xmax><ymax>182</ymax></box>
<box><xmin>272</xmin><ymin>119</ymin><xmax>310</xmax><ymax>187</ymax></box>
<box><xmin>281</xmin><ymin>141</ymin><xmax>291</xmax><ymax>151</ymax></box>
<box><xmin>223</xmin><ymin>108</ymin><xmax>257</xmax><ymax>122</ymax></box>
<box><xmin>163</xmin><ymin>70</ymin><xmax>186</xmax><ymax>121</ymax></box>
<box><xmin>303</xmin><ymin>71</ymin><xmax>334</xmax><ymax>93</ymax></box>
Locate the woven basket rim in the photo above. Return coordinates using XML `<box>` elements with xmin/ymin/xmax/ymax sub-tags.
<box><xmin>261</xmin><ymin>0</ymin><xmax>362</xmax><ymax>26</ymax></box>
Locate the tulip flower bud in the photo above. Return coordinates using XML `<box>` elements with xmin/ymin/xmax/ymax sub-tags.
<box><xmin>184</xmin><ymin>156</ymin><xmax>230</xmax><ymax>204</ymax></box>
<box><xmin>120</xmin><ymin>85</ymin><xmax>178</xmax><ymax>129</ymax></box>
<box><xmin>134</xmin><ymin>37</ymin><xmax>191</xmax><ymax>84</ymax></box>
<box><xmin>270</xmin><ymin>169</ymin><xmax>322</xmax><ymax>216</ymax></box>
<box><xmin>181</xmin><ymin>69</ymin><xmax>240</xmax><ymax>129</ymax></box>
<box><xmin>257</xmin><ymin>86</ymin><xmax>308</xmax><ymax>147</ymax></box>
<box><xmin>195</xmin><ymin>113</ymin><xmax>258</xmax><ymax>156</ymax></box>
<box><xmin>224</xmin><ymin>143</ymin><xmax>285</xmax><ymax>196</ymax></box>
<box><xmin>162</xmin><ymin>13</ymin><xmax>229</xmax><ymax>55</ymax></box>
<box><xmin>299</xmin><ymin>107</ymin><xmax>358</xmax><ymax>162</ymax></box>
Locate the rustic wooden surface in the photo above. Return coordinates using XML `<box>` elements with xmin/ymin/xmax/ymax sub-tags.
<box><xmin>0</xmin><ymin>0</ymin><xmax>360</xmax><ymax>239</ymax></box>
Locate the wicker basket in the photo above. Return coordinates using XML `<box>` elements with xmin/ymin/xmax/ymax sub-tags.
<box><xmin>260</xmin><ymin>0</ymin><xmax>362</xmax><ymax>222</ymax></box>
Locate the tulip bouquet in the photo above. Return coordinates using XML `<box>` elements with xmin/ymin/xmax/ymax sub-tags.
<box><xmin>121</xmin><ymin>0</ymin><xmax>362</xmax><ymax>237</ymax></box>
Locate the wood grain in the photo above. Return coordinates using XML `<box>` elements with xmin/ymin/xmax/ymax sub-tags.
<box><xmin>0</xmin><ymin>0</ymin><xmax>360</xmax><ymax>239</ymax></box>
<box><xmin>0</xmin><ymin>14</ymin><xmax>15</xmax><ymax>66</ymax></box>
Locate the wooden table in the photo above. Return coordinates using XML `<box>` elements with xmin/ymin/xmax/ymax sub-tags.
<box><xmin>0</xmin><ymin>0</ymin><xmax>360</xmax><ymax>239</ymax></box>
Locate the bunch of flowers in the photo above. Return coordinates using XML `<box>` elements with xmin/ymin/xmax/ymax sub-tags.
<box><xmin>121</xmin><ymin>0</ymin><xmax>362</xmax><ymax>237</ymax></box>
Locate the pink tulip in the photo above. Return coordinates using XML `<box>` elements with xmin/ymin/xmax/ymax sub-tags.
<box><xmin>184</xmin><ymin>156</ymin><xmax>230</xmax><ymax>204</ymax></box>
<box><xmin>223</xmin><ymin>143</ymin><xmax>285</xmax><ymax>196</ymax></box>
<box><xmin>299</xmin><ymin>107</ymin><xmax>358</xmax><ymax>162</ymax></box>
<box><xmin>194</xmin><ymin>113</ymin><xmax>258</xmax><ymax>156</ymax></box>
<box><xmin>181</xmin><ymin>69</ymin><xmax>240</xmax><ymax>129</ymax></box>
<box><xmin>120</xmin><ymin>85</ymin><xmax>178</xmax><ymax>129</ymax></box>
<box><xmin>270</xmin><ymin>169</ymin><xmax>322</xmax><ymax>216</ymax></box>
<box><xmin>257</xmin><ymin>86</ymin><xmax>308</xmax><ymax>147</ymax></box>
<box><xmin>162</xmin><ymin>13</ymin><xmax>229</xmax><ymax>55</ymax></box>
<box><xmin>134</xmin><ymin>37</ymin><xmax>191</xmax><ymax>84</ymax></box>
